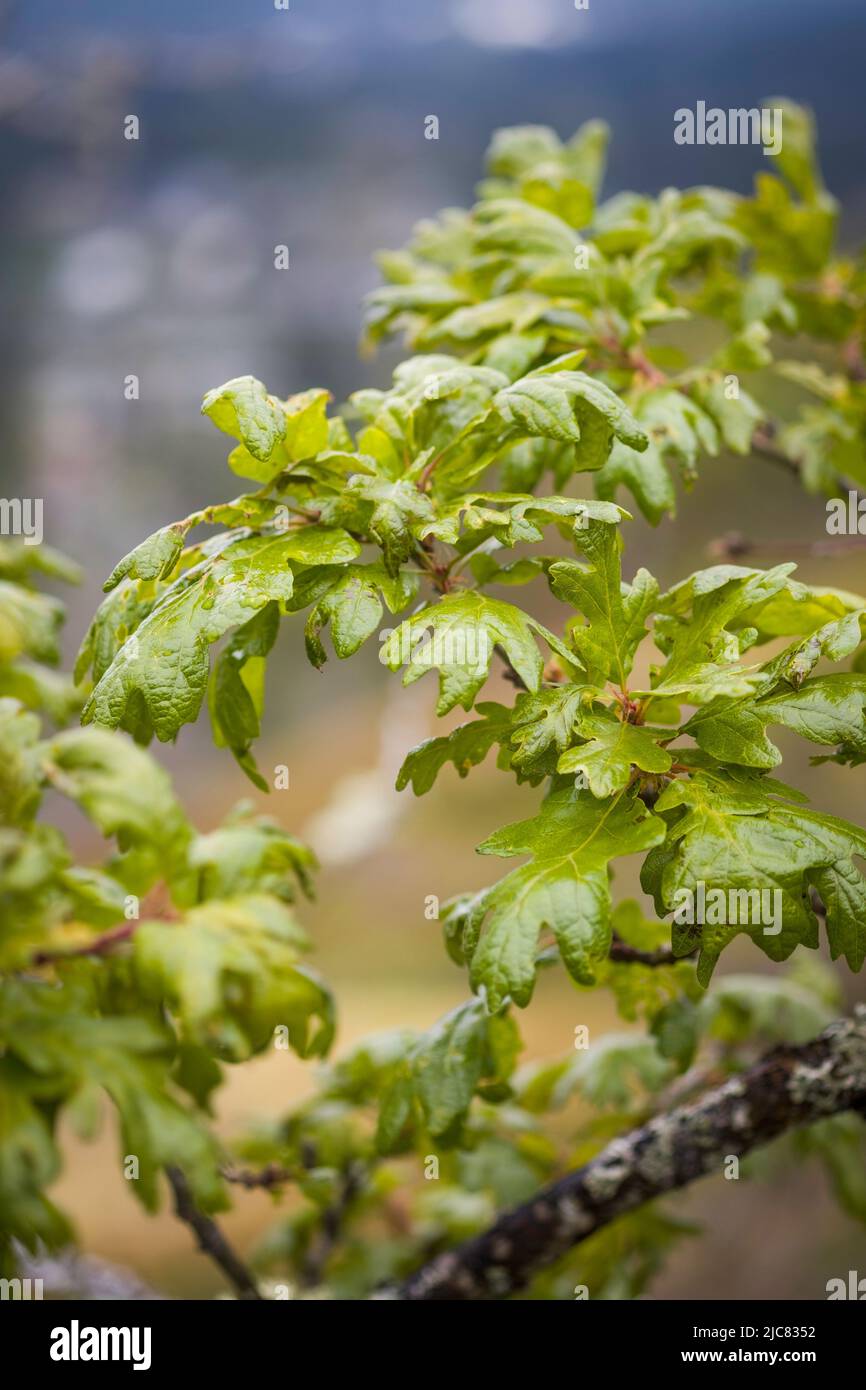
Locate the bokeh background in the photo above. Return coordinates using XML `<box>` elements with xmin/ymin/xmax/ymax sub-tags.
<box><xmin>2</xmin><ymin>0</ymin><xmax>866</xmax><ymax>1298</ymax></box>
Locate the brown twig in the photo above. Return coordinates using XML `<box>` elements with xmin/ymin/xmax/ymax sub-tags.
<box><xmin>751</xmin><ymin>422</ymin><xmax>866</xmax><ymax>505</ymax></box>
<box><xmin>299</xmin><ymin>1160</ymin><xmax>365</xmax><ymax>1289</ymax></box>
<box><xmin>608</xmin><ymin>934</ymin><xmax>691</xmax><ymax>967</ymax></box>
<box><xmin>842</xmin><ymin>336</ymin><xmax>866</xmax><ymax>383</ymax></box>
<box><xmin>417</xmin><ymin>452</ymin><xmax>443</xmax><ymax>492</ymax></box>
<box><xmin>221</xmin><ymin>1162</ymin><xmax>296</xmax><ymax>1191</ymax></box>
<box><xmin>708</xmin><ymin>529</ymin><xmax>866</xmax><ymax>561</ymax></box>
<box><xmin>749</xmin><ymin>422</ymin><xmax>801</xmax><ymax>477</ymax></box>
<box><xmin>626</xmin><ymin>346</ymin><xmax>667</xmax><ymax>388</ymax></box>
<box><xmin>497</xmin><ymin>647</ymin><xmax>529</xmax><ymax>691</ymax></box>
<box><xmin>33</xmin><ymin>921</ymin><xmax>138</xmax><ymax>965</ymax></box>
<box><xmin>166</xmin><ymin>1166</ymin><xmax>263</xmax><ymax>1300</ymax></box>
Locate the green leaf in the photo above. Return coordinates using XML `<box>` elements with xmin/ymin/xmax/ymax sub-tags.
<box><xmin>690</xmin><ymin>376</ymin><xmax>764</xmax><ymax>454</ymax></box>
<box><xmin>0</xmin><ymin>581</ymin><xmax>65</xmax><ymax>666</ymax></box>
<box><xmin>418</xmin><ymin>295</ymin><xmax>547</xmax><ymax>352</ymax></box>
<box><xmin>643</xmin><ymin>768</ymin><xmax>866</xmax><ymax>982</ymax></box>
<box><xmin>470</xmin><ymin>786</ymin><xmax>665</xmax><ymax>1008</ymax></box>
<box><xmin>0</xmin><ymin>699</ymin><xmax>44</xmax><ymax>826</ymax></box>
<box><xmin>558</xmin><ymin>711</ymin><xmax>673</xmax><ymax>797</ymax></box>
<box><xmin>765</xmin><ymin>98</ymin><xmax>826</xmax><ymax>203</ymax></box>
<box><xmin>103</xmin><ymin>525</ymin><xmax>187</xmax><ymax>592</ymax></box>
<box><xmin>0</xmin><ymin>1063</ymin><xmax>70</xmax><ymax>1255</ymax></box>
<box><xmin>201</xmin><ymin>376</ymin><xmax>287</xmax><ymax>462</ymax></box>
<box><xmin>686</xmin><ymin>675</ymin><xmax>866</xmax><ymax>768</ymax></box>
<box><xmin>376</xmin><ymin>1000</ymin><xmax>521</xmax><ymax>1147</ymax></box>
<box><xmin>559</xmin><ymin>1033</ymin><xmax>672</xmax><ymax>1109</ymax></box>
<box><xmin>550</xmin><ymin>522</ymin><xmax>658</xmax><ymax>687</ymax></box>
<box><xmin>208</xmin><ymin>603</ymin><xmax>280</xmax><ymax>788</ymax></box>
<box><xmin>633</xmin><ymin>388</ymin><xmax>719</xmax><ymax>476</ymax></box>
<box><xmin>190</xmin><ymin>812</ymin><xmax>316</xmax><ymax>902</ymax></box>
<box><xmin>0</xmin><ymin>662</ymin><xmax>81</xmax><ymax>726</ymax></box>
<box><xmin>396</xmin><ymin>701</ymin><xmax>512</xmax><ymax>795</ymax></box>
<box><xmin>282</xmin><ymin>388</ymin><xmax>331</xmax><ymax>461</ymax></box>
<box><xmin>381</xmin><ymin>591</ymin><xmax>544</xmax><ymax>714</ymax></box>
<box><xmin>797</xmin><ymin>1114</ymin><xmax>866</xmax><ymax>1224</ymax></box>
<box><xmin>425</xmin><ymin>492</ymin><xmax>622</xmax><ymax>549</ymax></box>
<box><xmin>596</xmin><ymin>438</ymin><xmax>678</xmax><ymax>525</ymax></box>
<box><xmin>485</xmin><ymin>125</ymin><xmax>565</xmax><ymax>180</ymax></box>
<box><xmin>83</xmin><ymin>529</ymin><xmax>357</xmax><ymax>742</ymax></box>
<box><xmin>644</xmin><ymin>564</ymin><xmax>796</xmax><ymax>705</ymax></box>
<box><xmin>133</xmin><ymin>895</ymin><xmax>334</xmax><ymax>1061</ymax></box>
<box><xmin>375</xmin><ymin>1070</ymin><xmax>414</xmax><ymax>1153</ymax></box>
<box><xmin>702</xmin><ymin>972</ymin><xmax>833</xmax><ymax>1045</ymax></box>
<box><xmin>651</xmin><ymin>997</ymin><xmax>700</xmax><ymax>1071</ymax></box>
<box><xmin>43</xmin><ymin>726</ymin><xmax>193</xmax><ymax>893</ymax></box>
<box><xmin>298</xmin><ymin>564</ymin><xmax>419</xmax><ymax>667</ymax></box>
<box><xmin>494</xmin><ymin>367</ymin><xmax>649</xmax><ymax>468</ymax></box>
<box><xmin>508</xmin><ymin>684</ymin><xmax>594</xmax><ymax>780</ymax></box>
<box><xmin>413</xmin><ymin>999</ymin><xmax>494</xmax><ymax>1137</ymax></box>
<box><xmin>320</xmin><ymin>477</ymin><xmax>434</xmax><ymax>576</ymax></box>
<box><xmin>0</xmin><ymin>980</ymin><xmax>225</xmax><ymax>1213</ymax></box>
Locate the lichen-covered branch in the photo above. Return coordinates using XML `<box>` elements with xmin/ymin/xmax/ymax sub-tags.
<box><xmin>394</xmin><ymin>1008</ymin><xmax>866</xmax><ymax>1301</ymax></box>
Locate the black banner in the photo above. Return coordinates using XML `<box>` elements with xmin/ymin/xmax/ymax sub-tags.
<box><xmin>6</xmin><ymin>1297</ymin><xmax>863</xmax><ymax>1376</ymax></box>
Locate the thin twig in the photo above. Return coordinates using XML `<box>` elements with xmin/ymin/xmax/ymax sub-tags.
<box><xmin>299</xmin><ymin>1160</ymin><xmax>365</xmax><ymax>1289</ymax></box>
<box><xmin>497</xmin><ymin>647</ymin><xmax>529</xmax><ymax>690</ymax></box>
<box><xmin>708</xmin><ymin>530</ymin><xmax>866</xmax><ymax>561</ymax></box>
<box><xmin>166</xmin><ymin>1166</ymin><xmax>263</xmax><ymax>1300</ymax></box>
<box><xmin>417</xmin><ymin>452</ymin><xmax>443</xmax><ymax>492</ymax></box>
<box><xmin>750</xmin><ymin>422</ymin><xmax>865</xmax><ymax>504</ymax></box>
<box><xmin>33</xmin><ymin>921</ymin><xmax>138</xmax><ymax>965</ymax></box>
<box><xmin>608</xmin><ymin>934</ymin><xmax>692</xmax><ymax>967</ymax></box>
<box><xmin>842</xmin><ymin>337</ymin><xmax>866</xmax><ymax>383</ymax></box>
<box><xmin>749</xmin><ymin>422</ymin><xmax>800</xmax><ymax>477</ymax></box>
<box><xmin>221</xmin><ymin>1163</ymin><xmax>297</xmax><ymax>1191</ymax></box>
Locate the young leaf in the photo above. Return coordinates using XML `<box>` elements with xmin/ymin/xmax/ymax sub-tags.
<box><xmin>550</xmin><ymin>522</ymin><xmax>657</xmax><ymax>687</ymax></box>
<box><xmin>558</xmin><ymin>711</ymin><xmax>673</xmax><ymax>797</ymax></box>
<box><xmin>470</xmin><ymin>786</ymin><xmax>665</xmax><ymax>1008</ymax></box>
<box><xmin>493</xmin><ymin>367</ymin><xmax>649</xmax><ymax>468</ymax></box>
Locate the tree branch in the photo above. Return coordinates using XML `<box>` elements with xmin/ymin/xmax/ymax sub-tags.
<box><xmin>221</xmin><ymin>1162</ymin><xmax>296</xmax><ymax>1191</ymax></box>
<box><xmin>708</xmin><ymin>529</ymin><xmax>866</xmax><ymax>562</ymax></box>
<box><xmin>166</xmin><ymin>1166</ymin><xmax>263</xmax><ymax>1300</ymax></box>
<box><xmin>749</xmin><ymin>423</ymin><xmax>801</xmax><ymax>477</ymax></box>
<box><xmin>750</xmin><ymin>422</ymin><xmax>865</xmax><ymax>504</ymax></box>
<box><xmin>608</xmin><ymin>934</ymin><xmax>690</xmax><ymax>967</ymax></box>
<box><xmin>392</xmin><ymin>1007</ymin><xmax>866</xmax><ymax>1300</ymax></box>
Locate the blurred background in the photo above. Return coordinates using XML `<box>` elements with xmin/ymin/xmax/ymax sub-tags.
<box><xmin>2</xmin><ymin>0</ymin><xmax>866</xmax><ymax>1298</ymax></box>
